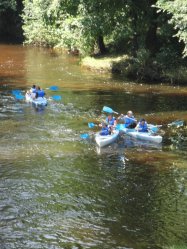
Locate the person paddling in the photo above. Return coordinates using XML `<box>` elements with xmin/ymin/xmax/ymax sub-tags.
<box><xmin>99</xmin><ymin>121</ymin><xmax>111</xmax><ymax>136</ymax></box>
<box><xmin>35</xmin><ymin>86</ymin><xmax>45</xmax><ymax>98</ymax></box>
<box><xmin>117</xmin><ymin>110</ymin><xmax>137</xmax><ymax>128</ymax></box>
<box><xmin>136</xmin><ymin>118</ymin><xmax>148</xmax><ymax>132</ymax></box>
<box><xmin>30</xmin><ymin>84</ymin><xmax>36</xmax><ymax>93</ymax></box>
<box><xmin>106</xmin><ymin>113</ymin><xmax>117</xmax><ymax>127</ymax></box>
<box><xmin>26</xmin><ymin>84</ymin><xmax>37</xmax><ymax>99</ymax></box>
<box><xmin>99</xmin><ymin>113</ymin><xmax>117</xmax><ymax>135</ymax></box>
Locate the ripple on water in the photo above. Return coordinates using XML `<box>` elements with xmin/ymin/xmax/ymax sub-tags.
<box><xmin>0</xmin><ymin>46</ymin><xmax>187</xmax><ymax>248</ymax></box>
<box><xmin>0</xmin><ymin>162</ymin><xmax>111</xmax><ymax>248</ymax></box>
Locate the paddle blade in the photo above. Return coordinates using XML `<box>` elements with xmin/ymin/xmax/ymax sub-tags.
<box><xmin>15</xmin><ymin>94</ymin><xmax>24</xmax><ymax>100</ymax></box>
<box><xmin>52</xmin><ymin>95</ymin><xmax>62</xmax><ymax>101</ymax></box>
<box><xmin>80</xmin><ymin>133</ymin><xmax>89</xmax><ymax>139</ymax></box>
<box><xmin>88</xmin><ymin>122</ymin><xmax>95</xmax><ymax>128</ymax></box>
<box><xmin>49</xmin><ymin>86</ymin><xmax>59</xmax><ymax>91</ymax></box>
<box><xmin>12</xmin><ymin>89</ymin><xmax>21</xmax><ymax>96</ymax></box>
<box><xmin>102</xmin><ymin>106</ymin><xmax>118</xmax><ymax>114</ymax></box>
<box><xmin>150</xmin><ymin>126</ymin><xmax>159</xmax><ymax>133</ymax></box>
<box><xmin>116</xmin><ymin>124</ymin><xmax>126</xmax><ymax>130</ymax></box>
<box><xmin>168</xmin><ymin>120</ymin><xmax>184</xmax><ymax>127</ymax></box>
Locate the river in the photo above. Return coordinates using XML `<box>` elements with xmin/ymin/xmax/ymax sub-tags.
<box><xmin>0</xmin><ymin>44</ymin><xmax>187</xmax><ymax>249</ymax></box>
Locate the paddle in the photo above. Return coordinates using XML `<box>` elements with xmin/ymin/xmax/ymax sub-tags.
<box><xmin>115</xmin><ymin>123</ymin><xmax>126</xmax><ymax>130</ymax></box>
<box><xmin>116</xmin><ymin>122</ymin><xmax>158</xmax><ymax>134</ymax></box>
<box><xmin>15</xmin><ymin>94</ymin><xmax>25</xmax><ymax>100</ymax></box>
<box><xmin>149</xmin><ymin>126</ymin><xmax>159</xmax><ymax>133</ymax></box>
<box><xmin>147</xmin><ymin>124</ymin><xmax>160</xmax><ymax>133</ymax></box>
<box><xmin>12</xmin><ymin>89</ymin><xmax>22</xmax><ymax>96</ymax></box>
<box><xmin>102</xmin><ymin>106</ymin><xmax>118</xmax><ymax>114</ymax></box>
<box><xmin>168</xmin><ymin>120</ymin><xmax>184</xmax><ymax>127</ymax></box>
<box><xmin>49</xmin><ymin>86</ymin><xmax>59</xmax><ymax>91</ymax></box>
<box><xmin>80</xmin><ymin>133</ymin><xmax>89</xmax><ymax>139</ymax></box>
<box><xmin>52</xmin><ymin>95</ymin><xmax>62</xmax><ymax>101</ymax></box>
<box><xmin>118</xmin><ymin>114</ymin><xmax>137</xmax><ymax>122</ymax></box>
<box><xmin>116</xmin><ymin>123</ymin><xmax>135</xmax><ymax>132</ymax></box>
<box><xmin>148</xmin><ymin>120</ymin><xmax>184</xmax><ymax>130</ymax></box>
<box><xmin>88</xmin><ymin>122</ymin><xmax>98</xmax><ymax>128</ymax></box>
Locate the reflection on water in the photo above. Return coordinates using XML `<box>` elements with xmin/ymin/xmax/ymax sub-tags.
<box><xmin>0</xmin><ymin>45</ymin><xmax>187</xmax><ymax>249</ymax></box>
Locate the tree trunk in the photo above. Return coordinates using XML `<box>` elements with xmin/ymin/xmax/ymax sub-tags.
<box><xmin>97</xmin><ymin>35</ymin><xmax>107</xmax><ymax>54</ymax></box>
<box><xmin>145</xmin><ymin>1</ymin><xmax>159</xmax><ymax>56</ymax></box>
<box><xmin>145</xmin><ymin>20</ymin><xmax>158</xmax><ymax>56</ymax></box>
<box><xmin>131</xmin><ymin>10</ymin><xmax>139</xmax><ymax>57</ymax></box>
<box><xmin>131</xmin><ymin>33</ymin><xmax>139</xmax><ymax>57</ymax></box>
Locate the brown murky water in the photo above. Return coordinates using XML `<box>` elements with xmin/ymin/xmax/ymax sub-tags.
<box><xmin>0</xmin><ymin>44</ymin><xmax>187</xmax><ymax>249</ymax></box>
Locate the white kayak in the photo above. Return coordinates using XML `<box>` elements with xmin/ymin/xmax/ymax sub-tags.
<box><xmin>95</xmin><ymin>130</ymin><xmax>119</xmax><ymax>148</ymax></box>
<box><xmin>25</xmin><ymin>93</ymin><xmax>47</xmax><ymax>106</ymax></box>
<box><xmin>127</xmin><ymin>130</ymin><xmax>162</xmax><ymax>143</ymax></box>
<box><xmin>116</xmin><ymin>124</ymin><xmax>162</xmax><ymax>144</ymax></box>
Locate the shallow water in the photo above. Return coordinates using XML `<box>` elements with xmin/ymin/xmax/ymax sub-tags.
<box><xmin>0</xmin><ymin>44</ymin><xmax>187</xmax><ymax>249</ymax></box>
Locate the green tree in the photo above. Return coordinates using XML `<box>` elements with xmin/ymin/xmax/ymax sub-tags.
<box><xmin>22</xmin><ymin>0</ymin><xmax>53</xmax><ymax>46</ymax></box>
<box><xmin>22</xmin><ymin>0</ymin><xmax>187</xmax><ymax>59</ymax></box>
<box><xmin>156</xmin><ymin>0</ymin><xmax>187</xmax><ymax>57</ymax></box>
<box><xmin>0</xmin><ymin>0</ymin><xmax>16</xmax><ymax>13</ymax></box>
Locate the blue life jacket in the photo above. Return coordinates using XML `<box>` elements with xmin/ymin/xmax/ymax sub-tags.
<box><xmin>124</xmin><ymin>115</ymin><xmax>136</xmax><ymax>128</ymax></box>
<box><xmin>138</xmin><ymin>121</ymin><xmax>148</xmax><ymax>132</ymax></box>
<box><xmin>106</xmin><ymin>117</ymin><xmax>116</xmax><ymax>126</ymax></box>
<box><xmin>30</xmin><ymin>87</ymin><xmax>36</xmax><ymax>93</ymax></box>
<box><xmin>100</xmin><ymin>126</ymin><xmax>110</xmax><ymax>136</ymax></box>
<box><xmin>37</xmin><ymin>90</ymin><xmax>45</xmax><ymax>97</ymax></box>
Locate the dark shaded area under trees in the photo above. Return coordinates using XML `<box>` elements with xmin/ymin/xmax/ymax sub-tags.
<box><xmin>0</xmin><ymin>0</ymin><xmax>23</xmax><ymax>43</ymax></box>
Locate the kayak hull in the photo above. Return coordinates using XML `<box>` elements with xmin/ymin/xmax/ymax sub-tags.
<box><xmin>95</xmin><ymin>130</ymin><xmax>119</xmax><ymax>148</ymax></box>
<box><xmin>116</xmin><ymin>124</ymin><xmax>162</xmax><ymax>144</ymax></box>
<box><xmin>25</xmin><ymin>94</ymin><xmax>47</xmax><ymax>106</ymax></box>
<box><xmin>127</xmin><ymin>131</ymin><xmax>162</xmax><ymax>143</ymax></box>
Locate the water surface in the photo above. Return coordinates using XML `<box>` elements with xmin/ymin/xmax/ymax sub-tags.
<box><xmin>0</xmin><ymin>44</ymin><xmax>187</xmax><ymax>249</ymax></box>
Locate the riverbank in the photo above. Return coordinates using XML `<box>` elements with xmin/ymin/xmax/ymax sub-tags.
<box><xmin>81</xmin><ymin>54</ymin><xmax>187</xmax><ymax>84</ymax></box>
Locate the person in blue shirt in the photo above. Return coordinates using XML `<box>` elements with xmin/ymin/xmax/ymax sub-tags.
<box><xmin>99</xmin><ymin>114</ymin><xmax>117</xmax><ymax>135</ymax></box>
<box><xmin>35</xmin><ymin>86</ymin><xmax>45</xmax><ymax>98</ymax></box>
<box><xmin>118</xmin><ymin>110</ymin><xmax>137</xmax><ymax>128</ymax></box>
<box><xmin>100</xmin><ymin>122</ymin><xmax>111</xmax><ymax>136</ymax></box>
<box><xmin>136</xmin><ymin>118</ymin><xmax>148</xmax><ymax>132</ymax></box>
<box><xmin>105</xmin><ymin>113</ymin><xmax>117</xmax><ymax>127</ymax></box>
<box><xmin>29</xmin><ymin>85</ymin><xmax>37</xmax><ymax>98</ymax></box>
<box><xmin>25</xmin><ymin>84</ymin><xmax>37</xmax><ymax>99</ymax></box>
<box><xmin>30</xmin><ymin>85</ymin><xmax>36</xmax><ymax>93</ymax></box>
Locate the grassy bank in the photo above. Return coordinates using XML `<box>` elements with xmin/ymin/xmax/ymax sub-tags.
<box><xmin>81</xmin><ymin>54</ymin><xmax>187</xmax><ymax>84</ymax></box>
<box><xmin>81</xmin><ymin>55</ymin><xmax>129</xmax><ymax>72</ymax></box>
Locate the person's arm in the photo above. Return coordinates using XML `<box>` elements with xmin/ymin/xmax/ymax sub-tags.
<box><xmin>117</xmin><ymin>114</ymin><xmax>124</xmax><ymax>120</ymax></box>
<box><xmin>135</xmin><ymin>122</ymin><xmax>140</xmax><ymax>131</ymax></box>
<box><xmin>145</xmin><ymin>122</ymin><xmax>148</xmax><ymax>132</ymax></box>
<box><xmin>113</xmin><ymin>119</ymin><xmax>118</xmax><ymax>127</ymax></box>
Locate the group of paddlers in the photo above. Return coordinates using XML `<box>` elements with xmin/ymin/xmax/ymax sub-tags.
<box><xmin>100</xmin><ymin>110</ymin><xmax>148</xmax><ymax>136</ymax></box>
<box><xmin>26</xmin><ymin>85</ymin><xmax>147</xmax><ymax>136</ymax></box>
<box><xmin>26</xmin><ymin>85</ymin><xmax>45</xmax><ymax>99</ymax></box>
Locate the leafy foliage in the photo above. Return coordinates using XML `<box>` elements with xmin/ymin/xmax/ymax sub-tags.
<box><xmin>156</xmin><ymin>0</ymin><xmax>187</xmax><ymax>57</ymax></box>
<box><xmin>0</xmin><ymin>0</ymin><xmax>16</xmax><ymax>13</ymax></box>
<box><xmin>20</xmin><ymin>0</ymin><xmax>187</xmax><ymax>82</ymax></box>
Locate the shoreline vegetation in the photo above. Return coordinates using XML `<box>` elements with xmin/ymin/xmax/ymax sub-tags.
<box><xmin>1</xmin><ymin>0</ymin><xmax>187</xmax><ymax>85</ymax></box>
<box><xmin>81</xmin><ymin>54</ymin><xmax>187</xmax><ymax>85</ymax></box>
